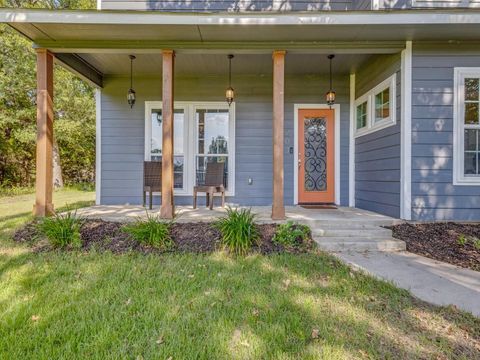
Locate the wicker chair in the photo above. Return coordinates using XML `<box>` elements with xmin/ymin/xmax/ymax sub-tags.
<box><xmin>193</xmin><ymin>162</ymin><xmax>225</xmax><ymax>210</ymax></box>
<box><xmin>143</xmin><ymin>161</ymin><xmax>162</xmax><ymax>210</ymax></box>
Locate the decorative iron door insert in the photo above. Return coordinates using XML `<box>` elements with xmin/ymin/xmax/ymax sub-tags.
<box><xmin>298</xmin><ymin>109</ymin><xmax>335</xmax><ymax>204</ymax></box>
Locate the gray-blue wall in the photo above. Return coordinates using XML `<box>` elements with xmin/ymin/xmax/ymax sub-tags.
<box><xmin>354</xmin><ymin>53</ymin><xmax>402</xmax><ymax>218</ymax></box>
<box><xmin>100</xmin><ymin>74</ymin><xmax>350</xmax><ymax>207</ymax></box>
<box><xmin>412</xmin><ymin>46</ymin><xmax>480</xmax><ymax>220</ymax></box>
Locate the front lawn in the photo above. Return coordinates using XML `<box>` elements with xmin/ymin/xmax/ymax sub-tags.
<box><xmin>1</xmin><ymin>191</ymin><xmax>479</xmax><ymax>359</ymax></box>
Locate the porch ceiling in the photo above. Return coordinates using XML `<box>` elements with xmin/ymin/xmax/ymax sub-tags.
<box><xmin>76</xmin><ymin>53</ymin><xmax>372</xmax><ymax>76</ymax></box>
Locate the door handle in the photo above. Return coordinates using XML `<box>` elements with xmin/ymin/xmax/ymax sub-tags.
<box><xmin>298</xmin><ymin>154</ymin><xmax>302</xmax><ymax>168</ymax></box>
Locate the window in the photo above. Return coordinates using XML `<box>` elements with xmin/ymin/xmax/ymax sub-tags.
<box><xmin>355</xmin><ymin>95</ymin><xmax>369</xmax><ymax>132</ymax></box>
<box><xmin>145</xmin><ymin>101</ymin><xmax>235</xmax><ymax>195</ymax></box>
<box><xmin>195</xmin><ymin>108</ymin><xmax>230</xmax><ymax>188</ymax></box>
<box><xmin>454</xmin><ymin>69</ymin><xmax>480</xmax><ymax>185</ymax></box>
<box><xmin>354</xmin><ymin>74</ymin><xmax>396</xmax><ymax>137</ymax></box>
<box><xmin>149</xmin><ymin>108</ymin><xmax>185</xmax><ymax>189</ymax></box>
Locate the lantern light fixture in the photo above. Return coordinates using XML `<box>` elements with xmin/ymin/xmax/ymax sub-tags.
<box><xmin>127</xmin><ymin>55</ymin><xmax>136</xmax><ymax>108</ymax></box>
<box><xmin>225</xmin><ymin>54</ymin><xmax>235</xmax><ymax>106</ymax></box>
<box><xmin>326</xmin><ymin>54</ymin><xmax>336</xmax><ymax>107</ymax></box>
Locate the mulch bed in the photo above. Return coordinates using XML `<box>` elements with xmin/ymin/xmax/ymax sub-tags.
<box><xmin>13</xmin><ymin>219</ymin><xmax>314</xmax><ymax>255</ymax></box>
<box><xmin>390</xmin><ymin>223</ymin><xmax>480</xmax><ymax>271</ymax></box>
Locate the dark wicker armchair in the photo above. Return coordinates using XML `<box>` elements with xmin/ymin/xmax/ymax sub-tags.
<box><xmin>193</xmin><ymin>162</ymin><xmax>225</xmax><ymax>210</ymax></box>
<box><xmin>143</xmin><ymin>161</ymin><xmax>162</xmax><ymax>210</ymax></box>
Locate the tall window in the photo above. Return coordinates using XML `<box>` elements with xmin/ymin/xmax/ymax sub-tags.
<box><xmin>454</xmin><ymin>69</ymin><xmax>480</xmax><ymax>184</ymax></box>
<box><xmin>145</xmin><ymin>102</ymin><xmax>235</xmax><ymax>195</ymax></box>
<box><xmin>196</xmin><ymin>108</ymin><xmax>229</xmax><ymax>188</ymax></box>
<box><xmin>149</xmin><ymin>108</ymin><xmax>185</xmax><ymax>189</ymax></box>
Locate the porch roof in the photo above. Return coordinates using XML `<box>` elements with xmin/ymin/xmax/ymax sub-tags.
<box><xmin>3</xmin><ymin>8</ymin><xmax>480</xmax><ymax>52</ymax></box>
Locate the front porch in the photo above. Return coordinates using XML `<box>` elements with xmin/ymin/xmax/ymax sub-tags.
<box><xmin>76</xmin><ymin>204</ymin><xmax>396</xmax><ymax>224</ymax></box>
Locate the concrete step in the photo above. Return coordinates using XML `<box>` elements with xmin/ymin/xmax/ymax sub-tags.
<box><xmin>314</xmin><ymin>237</ymin><xmax>406</xmax><ymax>252</ymax></box>
<box><xmin>312</xmin><ymin>227</ymin><xmax>393</xmax><ymax>237</ymax></box>
<box><xmin>298</xmin><ymin>219</ymin><xmax>395</xmax><ymax>228</ymax></box>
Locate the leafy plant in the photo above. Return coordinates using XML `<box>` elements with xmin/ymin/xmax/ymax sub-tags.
<box><xmin>273</xmin><ymin>221</ymin><xmax>311</xmax><ymax>248</ymax></box>
<box><xmin>457</xmin><ymin>234</ymin><xmax>467</xmax><ymax>246</ymax></box>
<box><xmin>473</xmin><ymin>238</ymin><xmax>480</xmax><ymax>250</ymax></box>
<box><xmin>122</xmin><ymin>212</ymin><xmax>173</xmax><ymax>250</ymax></box>
<box><xmin>37</xmin><ymin>210</ymin><xmax>83</xmax><ymax>249</ymax></box>
<box><xmin>214</xmin><ymin>207</ymin><xmax>259</xmax><ymax>256</ymax></box>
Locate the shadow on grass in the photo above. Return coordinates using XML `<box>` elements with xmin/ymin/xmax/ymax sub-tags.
<box><xmin>0</xmin><ymin>200</ymin><xmax>94</xmax><ymax>236</ymax></box>
<box><xmin>0</xmin><ymin>249</ymin><xmax>478</xmax><ymax>359</ymax></box>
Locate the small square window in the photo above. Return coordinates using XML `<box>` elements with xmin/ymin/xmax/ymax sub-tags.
<box><xmin>465</xmin><ymin>78</ymin><xmax>479</xmax><ymax>101</ymax></box>
<box><xmin>356</xmin><ymin>101</ymin><xmax>368</xmax><ymax>130</ymax></box>
<box><xmin>375</xmin><ymin>88</ymin><xmax>390</xmax><ymax>123</ymax></box>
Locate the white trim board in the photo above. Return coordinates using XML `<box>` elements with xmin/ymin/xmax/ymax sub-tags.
<box><xmin>293</xmin><ymin>104</ymin><xmax>341</xmax><ymax>206</ymax></box>
<box><xmin>95</xmin><ymin>89</ymin><xmax>101</xmax><ymax>205</ymax></box>
<box><xmin>4</xmin><ymin>9</ymin><xmax>480</xmax><ymax>26</ymax></box>
<box><xmin>400</xmin><ymin>41</ymin><xmax>412</xmax><ymax>220</ymax></box>
<box><xmin>349</xmin><ymin>74</ymin><xmax>356</xmax><ymax>207</ymax></box>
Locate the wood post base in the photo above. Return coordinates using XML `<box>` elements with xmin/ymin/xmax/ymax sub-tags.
<box><xmin>33</xmin><ymin>203</ymin><xmax>55</xmax><ymax>217</ymax></box>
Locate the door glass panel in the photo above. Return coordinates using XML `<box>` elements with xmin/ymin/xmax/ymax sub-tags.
<box><xmin>150</xmin><ymin>108</ymin><xmax>185</xmax><ymax>189</ymax></box>
<box><xmin>304</xmin><ymin>117</ymin><xmax>327</xmax><ymax>192</ymax></box>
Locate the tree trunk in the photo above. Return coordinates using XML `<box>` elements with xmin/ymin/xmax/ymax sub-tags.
<box><xmin>53</xmin><ymin>138</ymin><xmax>63</xmax><ymax>189</ymax></box>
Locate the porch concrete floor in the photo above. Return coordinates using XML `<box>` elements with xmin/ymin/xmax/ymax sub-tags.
<box><xmin>75</xmin><ymin>205</ymin><xmax>396</xmax><ymax>224</ymax></box>
<box><xmin>338</xmin><ymin>252</ymin><xmax>480</xmax><ymax>317</ymax></box>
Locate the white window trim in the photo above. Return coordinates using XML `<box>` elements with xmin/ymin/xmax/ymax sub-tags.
<box><xmin>453</xmin><ymin>67</ymin><xmax>480</xmax><ymax>185</ymax></box>
<box><xmin>144</xmin><ymin>101</ymin><xmax>236</xmax><ymax>196</ymax></box>
<box><xmin>354</xmin><ymin>73</ymin><xmax>397</xmax><ymax>138</ymax></box>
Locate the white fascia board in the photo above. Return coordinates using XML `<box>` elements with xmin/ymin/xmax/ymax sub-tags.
<box><xmin>3</xmin><ymin>8</ymin><xmax>480</xmax><ymax>26</ymax></box>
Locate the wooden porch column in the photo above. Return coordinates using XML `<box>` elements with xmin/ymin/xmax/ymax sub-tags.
<box><xmin>33</xmin><ymin>49</ymin><xmax>54</xmax><ymax>217</ymax></box>
<box><xmin>272</xmin><ymin>50</ymin><xmax>286</xmax><ymax>220</ymax></box>
<box><xmin>160</xmin><ymin>50</ymin><xmax>175</xmax><ymax>219</ymax></box>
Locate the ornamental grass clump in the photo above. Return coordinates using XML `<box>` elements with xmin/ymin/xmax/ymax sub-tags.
<box><xmin>273</xmin><ymin>221</ymin><xmax>311</xmax><ymax>248</ymax></box>
<box><xmin>122</xmin><ymin>212</ymin><xmax>173</xmax><ymax>250</ymax></box>
<box><xmin>37</xmin><ymin>210</ymin><xmax>84</xmax><ymax>249</ymax></box>
<box><xmin>214</xmin><ymin>207</ymin><xmax>259</xmax><ymax>256</ymax></box>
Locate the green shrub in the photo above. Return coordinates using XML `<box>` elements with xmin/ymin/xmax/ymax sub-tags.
<box><xmin>37</xmin><ymin>211</ymin><xmax>83</xmax><ymax>249</ymax></box>
<box><xmin>122</xmin><ymin>213</ymin><xmax>173</xmax><ymax>250</ymax></box>
<box><xmin>457</xmin><ymin>234</ymin><xmax>467</xmax><ymax>246</ymax></box>
<box><xmin>473</xmin><ymin>238</ymin><xmax>480</xmax><ymax>250</ymax></box>
<box><xmin>273</xmin><ymin>221</ymin><xmax>311</xmax><ymax>248</ymax></box>
<box><xmin>214</xmin><ymin>207</ymin><xmax>259</xmax><ymax>256</ymax></box>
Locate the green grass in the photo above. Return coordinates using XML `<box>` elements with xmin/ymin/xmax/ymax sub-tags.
<box><xmin>0</xmin><ymin>188</ymin><xmax>94</xmax><ymax>244</ymax></box>
<box><xmin>0</xmin><ymin>190</ymin><xmax>479</xmax><ymax>359</ymax></box>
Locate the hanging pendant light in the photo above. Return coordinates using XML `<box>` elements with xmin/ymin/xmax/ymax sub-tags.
<box><xmin>326</xmin><ymin>54</ymin><xmax>336</xmax><ymax>107</ymax></box>
<box><xmin>225</xmin><ymin>54</ymin><xmax>235</xmax><ymax>106</ymax></box>
<box><xmin>127</xmin><ymin>55</ymin><xmax>136</xmax><ymax>108</ymax></box>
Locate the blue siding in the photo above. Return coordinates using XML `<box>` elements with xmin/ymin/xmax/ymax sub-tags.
<box><xmin>411</xmin><ymin>48</ymin><xmax>480</xmax><ymax>220</ymax></box>
<box><xmin>354</xmin><ymin>53</ymin><xmax>402</xmax><ymax>218</ymax></box>
<box><xmin>100</xmin><ymin>74</ymin><xmax>350</xmax><ymax>207</ymax></box>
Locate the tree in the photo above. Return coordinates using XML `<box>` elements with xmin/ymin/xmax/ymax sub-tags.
<box><xmin>0</xmin><ymin>0</ymin><xmax>96</xmax><ymax>188</ymax></box>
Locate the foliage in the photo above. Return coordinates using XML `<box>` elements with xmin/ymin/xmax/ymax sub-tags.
<box><xmin>214</xmin><ymin>207</ymin><xmax>259</xmax><ymax>256</ymax></box>
<box><xmin>457</xmin><ymin>234</ymin><xmax>467</xmax><ymax>246</ymax></box>
<box><xmin>473</xmin><ymin>238</ymin><xmax>480</xmax><ymax>250</ymax></box>
<box><xmin>37</xmin><ymin>210</ymin><xmax>84</xmax><ymax>249</ymax></box>
<box><xmin>0</xmin><ymin>0</ymin><xmax>96</xmax><ymax>188</ymax></box>
<box><xmin>273</xmin><ymin>221</ymin><xmax>311</xmax><ymax>248</ymax></box>
<box><xmin>122</xmin><ymin>213</ymin><xmax>173</xmax><ymax>250</ymax></box>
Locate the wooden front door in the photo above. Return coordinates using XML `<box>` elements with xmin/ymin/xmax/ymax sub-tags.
<box><xmin>298</xmin><ymin>108</ymin><xmax>335</xmax><ymax>204</ymax></box>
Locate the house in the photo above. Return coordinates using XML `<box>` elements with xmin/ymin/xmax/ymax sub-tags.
<box><xmin>2</xmin><ymin>1</ymin><xmax>480</xmax><ymax>221</ymax></box>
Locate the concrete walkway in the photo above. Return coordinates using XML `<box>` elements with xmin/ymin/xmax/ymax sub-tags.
<box><xmin>337</xmin><ymin>252</ymin><xmax>480</xmax><ymax>317</ymax></box>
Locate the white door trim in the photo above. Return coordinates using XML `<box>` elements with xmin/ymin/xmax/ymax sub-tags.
<box><xmin>293</xmin><ymin>104</ymin><xmax>341</xmax><ymax>205</ymax></box>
